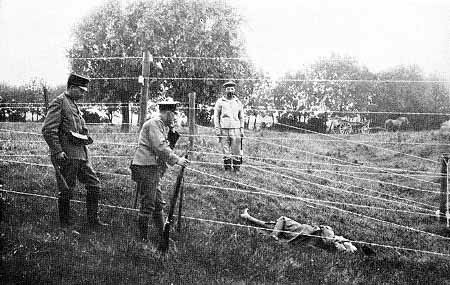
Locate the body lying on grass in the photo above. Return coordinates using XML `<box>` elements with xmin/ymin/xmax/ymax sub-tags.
<box><xmin>240</xmin><ymin>208</ymin><xmax>374</xmax><ymax>255</ymax></box>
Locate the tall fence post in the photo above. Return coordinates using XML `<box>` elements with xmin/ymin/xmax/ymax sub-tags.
<box><xmin>188</xmin><ymin>92</ymin><xmax>196</xmax><ymax>151</ymax></box>
<box><xmin>439</xmin><ymin>154</ymin><xmax>450</xmax><ymax>226</ymax></box>
<box><xmin>43</xmin><ymin>85</ymin><xmax>49</xmax><ymax>115</ymax></box>
<box><xmin>139</xmin><ymin>51</ymin><xmax>151</xmax><ymax>131</ymax></box>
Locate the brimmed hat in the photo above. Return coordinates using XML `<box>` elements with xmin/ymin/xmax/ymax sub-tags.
<box><xmin>158</xmin><ymin>97</ymin><xmax>179</xmax><ymax>112</ymax></box>
<box><xmin>223</xmin><ymin>81</ymin><xmax>236</xmax><ymax>88</ymax></box>
<box><xmin>67</xmin><ymin>73</ymin><xmax>90</xmax><ymax>91</ymax></box>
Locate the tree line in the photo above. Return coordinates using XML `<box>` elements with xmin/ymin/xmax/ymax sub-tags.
<box><xmin>1</xmin><ymin>0</ymin><xmax>449</xmax><ymax>131</ymax></box>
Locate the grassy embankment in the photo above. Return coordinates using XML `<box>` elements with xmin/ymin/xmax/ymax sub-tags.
<box><xmin>1</xmin><ymin>122</ymin><xmax>450</xmax><ymax>284</ymax></box>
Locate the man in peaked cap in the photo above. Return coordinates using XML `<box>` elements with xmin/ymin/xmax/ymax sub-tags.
<box><xmin>42</xmin><ymin>73</ymin><xmax>108</xmax><ymax>228</ymax></box>
<box><xmin>130</xmin><ymin>98</ymin><xmax>189</xmax><ymax>244</ymax></box>
<box><xmin>214</xmin><ymin>80</ymin><xmax>244</xmax><ymax>172</ymax></box>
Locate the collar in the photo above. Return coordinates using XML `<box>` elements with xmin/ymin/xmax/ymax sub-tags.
<box><xmin>64</xmin><ymin>91</ymin><xmax>77</xmax><ymax>103</ymax></box>
<box><xmin>222</xmin><ymin>95</ymin><xmax>237</xmax><ymax>101</ymax></box>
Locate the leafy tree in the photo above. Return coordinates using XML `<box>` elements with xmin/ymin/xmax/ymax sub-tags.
<box><xmin>373</xmin><ymin>65</ymin><xmax>426</xmax><ymax>113</ymax></box>
<box><xmin>372</xmin><ymin>66</ymin><xmax>450</xmax><ymax>130</ymax></box>
<box><xmin>68</xmin><ymin>0</ymin><xmax>256</xmax><ymax>131</ymax></box>
<box><xmin>271</xmin><ymin>54</ymin><xmax>375</xmax><ymax>114</ymax></box>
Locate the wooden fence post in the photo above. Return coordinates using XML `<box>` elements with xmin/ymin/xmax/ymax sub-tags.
<box><xmin>188</xmin><ymin>92</ymin><xmax>196</xmax><ymax>151</ymax></box>
<box><xmin>139</xmin><ymin>51</ymin><xmax>151</xmax><ymax>131</ymax></box>
<box><xmin>439</xmin><ymin>154</ymin><xmax>450</xmax><ymax>226</ymax></box>
<box><xmin>43</xmin><ymin>85</ymin><xmax>49</xmax><ymax>115</ymax></box>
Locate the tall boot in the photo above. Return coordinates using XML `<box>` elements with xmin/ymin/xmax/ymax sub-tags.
<box><xmin>233</xmin><ymin>159</ymin><xmax>241</xmax><ymax>172</ymax></box>
<box><xmin>137</xmin><ymin>214</ymin><xmax>149</xmax><ymax>242</ymax></box>
<box><xmin>223</xmin><ymin>158</ymin><xmax>232</xmax><ymax>171</ymax></box>
<box><xmin>58</xmin><ymin>196</ymin><xmax>72</xmax><ymax>227</ymax></box>
<box><xmin>86</xmin><ymin>188</ymin><xmax>109</xmax><ymax>227</ymax></box>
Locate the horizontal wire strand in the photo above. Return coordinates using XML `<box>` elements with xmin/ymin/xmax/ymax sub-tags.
<box><xmin>190</xmin><ymin>160</ymin><xmax>440</xmax><ymax>191</ymax></box>
<box><xmin>186</xmin><ymin>182</ymin><xmax>435</xmax><ymax>217</ymax></box>
<box><xmin>1</xmin><ymin>188</ymin><xmax>449</xmax><ymax>257</ymax></box>
<box><xmin>187</xmin><ymin>166</ymin><xmax>435</xmax><ymax>212</ymax></box>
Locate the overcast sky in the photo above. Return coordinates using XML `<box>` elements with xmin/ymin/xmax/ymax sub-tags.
<box><xmin>0</xmin><ymin>0</ymin><xmax>449</xmax><ymax>86</ymax></box>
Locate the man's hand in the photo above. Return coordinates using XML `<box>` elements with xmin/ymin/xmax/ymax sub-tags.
<box><xmin>177</xmin><ymin>157</ymin><xmax>190</xmax><ymax>167</ymax></box>
<box><xmin>215</xmin><ymin>128</ymin><xmax>221</xmax><ymax>136</ymax></box>
<box><xmin>55</xmin><ymin>152</ymin><xmax>68</xmax><ymax>163</ymax></box>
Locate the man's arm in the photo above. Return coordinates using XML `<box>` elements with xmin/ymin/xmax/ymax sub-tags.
<box><xmin>238</xmin><ymin>101</ymin><xmax>244</xmax><ymax>134</ymax></box>
<box><xmin>213</xmin><ymin>99</ymin><xmax>222</xmax><ymax>135</ymax></box>
<box><xmin>42</xmin><ymin>97</ymin><xmax>63</xmax><ymax>155</ymax></box>
<box><xmin>147</xmin><ymin>121</ymin><xmax>182</xmax><ymax>166</ymax></box>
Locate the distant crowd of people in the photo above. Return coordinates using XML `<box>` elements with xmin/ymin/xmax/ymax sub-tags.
<box><xmin>197</xmin><ymin>105</ymin><xmax>328</xmax><ymax>132</ymax></box>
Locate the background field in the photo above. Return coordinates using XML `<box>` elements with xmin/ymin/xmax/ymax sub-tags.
<box><xmin>1</xmin><ymin>122</ymin><xmax>450</xmax><ymax>284</ymax></box>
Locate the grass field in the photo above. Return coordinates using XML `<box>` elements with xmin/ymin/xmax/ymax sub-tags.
<box><xmin>1</xmin><ymin>122</ymin><xmax>450</xmax><ymax>284</ymax></box>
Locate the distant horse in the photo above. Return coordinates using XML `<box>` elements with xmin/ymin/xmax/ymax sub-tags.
<box><xmin>385</xmin><ymin>116</ymin><xmax>409</xmax><ymax>132</ymax></box>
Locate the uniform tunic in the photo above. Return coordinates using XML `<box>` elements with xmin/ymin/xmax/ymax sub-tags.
<box><xmin>42</xmin><ymin>92</ymin><xmax>99</xmax><ymax>198</ymax></box>
<box><xmin>213</xmin><ymin>95</ymin><xmax>244</xmax><ymax>160</ymax></box>
<box><xmin>42</xmin><ymin>92</ymin><xmax>88</xmax><ymax>160</ymax></box>
<box><xmin>131</xmin><ymin>117</ymin><xmax>181</xmax><ymax>215</ymax></box>
<box><xmin>272</xmin><ymin>216</ymin><xmax>357</xmax><ymax>253</ymax></box>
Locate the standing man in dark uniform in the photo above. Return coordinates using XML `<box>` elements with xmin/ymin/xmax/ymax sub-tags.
<box><xmin>130</xmin><ymin>99</ymin><xmax>189</xmax><ymax>243</ymax></box>
<box><xmin>42</xmin><ymin>73</ymin><xmax>108</xmax><ymax>228</ymax></box>
<box><xmin>214</xmin><ymin>81</ymin><xmax>244</xmax><ymax>171</ymax></box>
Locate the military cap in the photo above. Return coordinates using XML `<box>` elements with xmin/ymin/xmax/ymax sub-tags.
<box><xmin>158</xmin><ymin>97</ymin><xmax>179</xmax><ymax>112</ymax></box>
<box><xmin>67</xmin><ymin>73</ymin><xmax>90</xmax><ymax>91</ymax></box>
<box><xmin>223</xmin><ymin>80</ymin><xmax>236</xmax><ymax>88</ymax></box>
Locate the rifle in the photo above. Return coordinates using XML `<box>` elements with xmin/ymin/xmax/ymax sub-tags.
<box><xmin>159</xmin><ymin>154</ymin><xmax>188</xmax><ymax>252</ymax></box>
<box><xmin>177</xmin><ymin>175</ymin><xmax>184</xmax><ymax>232</ymax></box>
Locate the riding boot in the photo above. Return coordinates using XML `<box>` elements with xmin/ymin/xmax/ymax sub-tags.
<box><xmin>223</xmin><ymin>158</ymin><xmax>232</xmax><ymax>171</ymax></box>
<box><xmin>58</xmin><ymin>197</ymin><xmax>72</xmax><ymax>227</ymax></box>
<box><xmin>86</xmin><ymin>188</ymin><xmax>109</xmax><ymax>228</ymax></box>
<box><xmin>233</xmin><ymin>159</ymin><xmax>241</xmax><ymax>172</ymax></box>
<box><xmin>137</xmin><ymin>214</ymin><xmax>149</xmax><ymax>242</ymax></box>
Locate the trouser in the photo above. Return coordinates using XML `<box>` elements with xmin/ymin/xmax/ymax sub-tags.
<box><xmin>219</xmin><ymin>128</ymin><xmax>241</xmax><ymax>161</ymax></box>
<box><xmin>131</xmin><ymin>165</ymin><xmax>166</xmax><ymax>241</ymax></box>
<box><xmin>51</xmin><ymin>157</ymin><xmax>101</xmax><ymax>225</ymax></box>
<box><xmin>219</xmin><ymin>128</ymin><xmax>242</xmax><ymax>170</ymax></box>
<box><xmin>132</xmin><ymin>165</ymin><xmax>164</xmax><ymax>216</ymax></box>
<box><xmin>271</xmin><ymin>216</ymin><xmax>318</xmax><ymax>242</ymax></box>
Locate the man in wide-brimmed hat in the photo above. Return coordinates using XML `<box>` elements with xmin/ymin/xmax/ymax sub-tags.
<box><xmin>130</xmin><ymin>98</ymin><xmax>189</xmax><ymax>244</ymax></box>
<box><xmin>214</xmin><ymin>80</ymin><xmax>244</xmax><ymax>172</ymax></box>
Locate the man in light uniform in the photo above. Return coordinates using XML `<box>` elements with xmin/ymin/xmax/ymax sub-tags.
<box><xmin>42</xmin><ymin>73</ymin><xmax>108</xmax><ymax>228</ymax></box>
<box><xmin>240</xmin><ymin>208</ymin><xmax>358</xmax><ymax>253</ymax></box>
<box><xmin>214</xmin><ymin>80</ymin><xmax>244</xmax><ymax>171</ymax></box>
<box><xmin>130</xmin><ymin>99</ymin><xmax>189</xmax><ymax>243</ymax></box>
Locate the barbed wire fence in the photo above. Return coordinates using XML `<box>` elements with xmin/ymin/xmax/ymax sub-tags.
<box><xmin>1</xmin><ymin>54</ymin><xmax>450</xmax><ymax>260</ymax></box>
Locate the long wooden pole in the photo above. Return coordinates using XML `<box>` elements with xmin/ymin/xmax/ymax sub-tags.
<box><xmin>447</xmin><ymin>156</ymin><xmax>449</xmax><ymax>227</ymax></box>
<box><xmin>440</xmin><ymin>154</ymin><xmax>449</xmax><ymax>225</ymax></box>
<box><xmin>139</xmin><ymin>51</ymin><xmax>151</xmax><ymax>131</ymax></box>
<box><xmin>43</xmin><ymin>85</ymin><xmax>49</xmax><ymax>115</ymax></box>
<box><xmin>188</xmin><ymin>92</ymin><xmax>196</xmax><ymax>151</ymax></box>
<box><xmin>133</xmin><ymin>51</ymin><xmax>151</xmax><ymax>208</ymax></box>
